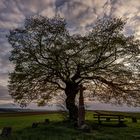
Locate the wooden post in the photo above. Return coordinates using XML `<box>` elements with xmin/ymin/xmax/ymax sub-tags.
<box><xmin>78</xmin><ymin>85</ymin><xmax>86</xmax><ymax>127</ymax></box>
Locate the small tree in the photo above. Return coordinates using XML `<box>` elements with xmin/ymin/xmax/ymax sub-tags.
<box><xmin>8</xmin><ymin>15</ymin><xmax>140</xmax><ymax>122</ymax></box>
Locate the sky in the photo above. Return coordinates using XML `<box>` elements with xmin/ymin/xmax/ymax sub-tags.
<box><xmin>0</xmin><ymin>0</ymin><xmax>140</xmax><ymax>110</ymax></box>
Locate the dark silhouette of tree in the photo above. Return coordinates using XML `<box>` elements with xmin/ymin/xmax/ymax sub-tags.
<box><xmin>7</xmin><ymin>15</ymin><xmax>140</xmax><ymax>121</ymax></box>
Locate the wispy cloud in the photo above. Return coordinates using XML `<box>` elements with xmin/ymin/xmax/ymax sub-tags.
<box><xmin>0</xmin><ymin>0</ymin><xmax>139</xmax><ymax>107</ymax></box>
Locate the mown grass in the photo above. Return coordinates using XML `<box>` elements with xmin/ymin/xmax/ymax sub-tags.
<box><xmin>0</xmin><ymin>113</ymin><xmax>62</xmax><ymax>130</ymax></box>
<box><xmin>0</xmin><ymin>111</ymin><xmax>140</xmax><ymax>140</ymax></box>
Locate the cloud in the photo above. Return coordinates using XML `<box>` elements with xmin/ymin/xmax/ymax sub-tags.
<box><xmin>54</xmin><ymin>0</ymin><xmax>140</xmax><ymax>36</ymax></box>
<box><xmin>0</xmin><ymin>84</ymin><xmax>9</xmax><ymax>99</ymax></box>
<box><xmin>0</xmin><ymin>0</ymin><xmax>56</xmax><ymax>105</ymax></box>
<box><xmin>0</xmin><ymin>0</ymin><xmax>140</xmax><ymax>108</ymax></box>
<box><xmin>105</xmin><ymin>0</ymin><xmax>140</xmax><ymax>38</ymax></box>
<box><xmin>55</xmin><ymin>0</ymin><xmax>68</xmax><ymax>10</ymax></box>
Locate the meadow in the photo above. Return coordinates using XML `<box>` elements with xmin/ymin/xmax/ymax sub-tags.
<box><xmin>0</xmin><ymin>111</ymin><xmax>140</xmax><ymax>140</ymax></box>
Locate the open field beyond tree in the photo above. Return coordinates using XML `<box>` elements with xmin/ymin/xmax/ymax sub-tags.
<box><xmin>0</xmin><ymin>111</ymin><xmax>140</xmax><ymax>140</ymax></box>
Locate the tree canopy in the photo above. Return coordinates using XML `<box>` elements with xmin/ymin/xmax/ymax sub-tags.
<box><xmin>8</xmin><ymin>15</ymin><xmax>140</xmax><ymax>120</ymax></box>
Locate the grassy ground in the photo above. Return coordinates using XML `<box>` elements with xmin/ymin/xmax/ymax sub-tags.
<box><xmin>0</xmin><ymin>111</ymin><xmax>140</xmax><ymax>140</ymax></box>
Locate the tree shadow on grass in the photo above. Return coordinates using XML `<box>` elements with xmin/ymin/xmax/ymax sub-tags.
<box><xmin>6</xmin><ymin>121</ymin><xmax>95</xmax><ymax>140</ymax></box>
<box><xmin>90</xmin><ymin>120</ymin><xmax>127</xmax><ymax>127</ymax></box>
<box><xmin>0</xmin><ymin>120</ymin><xmax>130</xmax><ymax>140</ymax></box>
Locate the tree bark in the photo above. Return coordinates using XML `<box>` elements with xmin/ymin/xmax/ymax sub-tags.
<box><xmin>78</xmin><ymin>85</ymin><xmax>85</xmax><ymax>127</ymax></box>
<box><xmin>65</xmin><ymin>81</ymin><xmax>79</xmax><ymax>122</ymax></box>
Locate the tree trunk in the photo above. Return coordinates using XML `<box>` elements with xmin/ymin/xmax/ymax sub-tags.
<box><xmin>65</xmin><ymin>82</ymin><xmax>79</xmax><ymax>122</ymax></box>
<box><xmin>78</xmin><ymin>85</ymin><xmax>85</xmax><ymax>127</ymax></box>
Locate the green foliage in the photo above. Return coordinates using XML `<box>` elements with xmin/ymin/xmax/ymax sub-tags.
<box><xmin>7</xmin><ymin>15</ymin><xmax>140</xmax><ymax>107</ymax></box>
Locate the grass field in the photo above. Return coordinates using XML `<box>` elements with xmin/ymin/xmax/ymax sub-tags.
<box><xmin>0</xmin><ymin>111</ymin><xmax>140</xmax><ymax>140</ymax></box>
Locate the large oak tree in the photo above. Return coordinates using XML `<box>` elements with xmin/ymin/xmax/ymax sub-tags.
<box><xmin>8</xmin><ymin>15</ymin><xmax>140</xmax><ymax>121</ymax></box>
